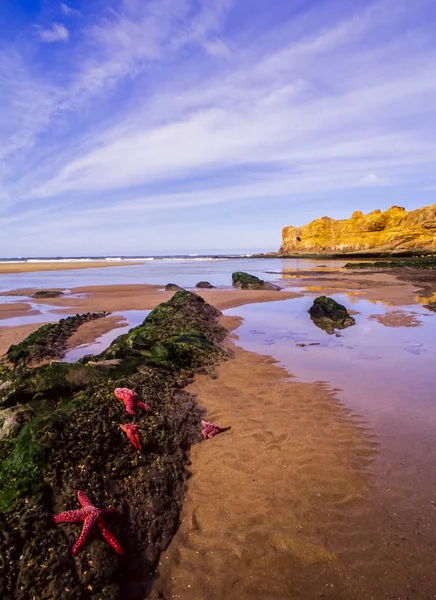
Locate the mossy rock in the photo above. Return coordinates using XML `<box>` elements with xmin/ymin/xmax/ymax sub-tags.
<box><xmin>0</xmin><ymin>290</ymin><xmax>229</xmax><ymax>599</ymax></box>
<box><xmin>6</xmin><ymin>312</ymin><xmax>109</xmax><ymax>366</ymax></box>
<box><xmin>232</xmin><ymin>271</ymin><xmax>281</xmax><ymax>291</ymax></box>
<box><xmin>345</xmin><ymin>257</ymin><xmax>436</xmax><ymax>270</ymax></box>
<box><xmin>165</xmin><ymin>283</ymin><xmax>184</xmax><ymax>291</ymax></box>
<box><xmin>32</xmin><ymin>290</ymin><xmax>63</xmax><ymax>299</ymax></box>
<box><xmin>308</xmin><ymin>296</ymin><xmax>356</xmax><ymax>334</ymax></box>
<box><xmin>195</xmin><ymin>281</ymin><xmax>215</xmax><ymax>289</ymax></box>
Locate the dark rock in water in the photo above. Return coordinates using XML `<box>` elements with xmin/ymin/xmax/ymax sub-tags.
<box><xmin>32</xmin><ymin>290</ymin><xmax>63</xmax><ymax>298</ymax></box>
<box><xmin>5</xmin><ymin>312</ymin><xmax>110</xmax><ymax>367</ymax></box>
<box><xmin>232</xmin><ymin>271</ymin><xmax>281</xmax><ymax>291</ymax></box>
<box><xmin>424</xmin><ymin>302</ymin><xmax>436</xmax><ymax>313</ymax></box>
<box><xmin>165</xmin><ymin>283</ymin><xmax>184</xmax><ymax>291</ymax></box>
<box><xmin>195</xmin><ymin>281</ymin><xmax>215</xmax><ymax>289</ymax></box>
<box><xmin>308</xmin><ymin>296</ymin><xmax>356</xmax><ymax>334</ymax></box>
<box><xmin>0</xmin><ymin>290</ymin><xmax>229</xmax><ymax>600</ymax></box>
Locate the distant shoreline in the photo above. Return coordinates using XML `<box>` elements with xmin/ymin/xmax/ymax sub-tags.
<box><xmin>0</xmin><ymin>260</ymin><xmax>143</xmax><ymax>274</ymax></box>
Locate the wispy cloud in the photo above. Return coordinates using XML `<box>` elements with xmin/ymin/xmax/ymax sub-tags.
<box><xmin>38</xmin><ymin>22</ymin><xmax>70</xmax><ymax>43</ymax></box>
<box><xmin>60</xmin><ymin>3</ymin><xmax>81</xmax><ymax>17</ymax></box>
<box><xmin>1</xmin><ymin>0</ymin><xmax>436</xmax><ymax>254</ymax></box>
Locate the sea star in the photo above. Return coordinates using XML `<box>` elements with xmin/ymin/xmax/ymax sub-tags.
<box><xmin>114</xmin><ymin>388</ymin><xmax>152</xmax><ymax>416</ymax></box>
<box><xmin>53</xmin><ymin>491</ymin><xmax>124</xmax><ymax>556</ymax></box>
<box><xmin>201</xmin><ymin>420</ymin><xmax>231</xmax><ymax>440</ymax></box>
<box><xmin>119</xmin><ymin>423</ymin><xmax>142</xmax><ymax>450</ymax></box>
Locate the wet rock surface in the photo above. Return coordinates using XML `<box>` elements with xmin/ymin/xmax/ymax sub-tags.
<box><xmin>0</xmin><ymin>291</ymin><xmax>229</xmax><ymax>600</ymax></box>
<box><xmin>5</xmin><ymin>312</ymin><xmax>109</xmax><ymax>367</ymax></box>
<box><xmin>232</xmin><ymin>272</ymin><xmax>281</xmax><ymax>291</ymax></box>
<box><xmin>164</xmin><ymin>284</ymin><xmax>184</xmax><ymax>292</ymax></box>
<box><xmin>308</xmin><ymin>296</ymin><xmax>356</xmax><ymax>334</ymax></box>
<box><xmin>32</xmin><ymin>290</ymin><xmax>64</xmax><ymax>299</ymax></box>
<box><xmin>195</xmin><ymin>281</ymin><xmax>215</xmax><ymax>289</ymax></box>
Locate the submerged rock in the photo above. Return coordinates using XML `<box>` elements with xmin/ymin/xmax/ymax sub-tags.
<box><xmin>232</xmin><ymin>271</ymin><xmax>281</xmax><ymax>291</ymax></box>
<box><xmin>195</xmin><ymin>281</ymin><xmax>215</xmax><ymax>289</ymax></box>
<box><xmin>308</xmin><ymin>296</ymin><xmax>356</xmax><ymax>334</ymax></box>
<box><xmin>0</xmin><ymin>290</ymin><xmax>229</xmax><ymax>600</ymax></box>
<box><xmin>165</xmin><ymin>283</ymin><xmax>184</xmax><ymax>291</ymax></box>
<box><xmin>32</xmin><ymin>290</ymin><xmax>63</xmax><ymax>299</ymax></box>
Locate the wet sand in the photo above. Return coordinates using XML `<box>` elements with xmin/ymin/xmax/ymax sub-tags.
<box><xmin>153</xmin><ymin>329</ymin><xmax>378</xmax><ymax>600</ymax></box>
<box><xmin>0</xmin><ymin>261</ymin><xmax>141</xmax><ymax>274</ymax></box>
<box><xmin>0</xmin><ymin>303</ymin><xmax>38</xmax><ymax>320</ymax></box>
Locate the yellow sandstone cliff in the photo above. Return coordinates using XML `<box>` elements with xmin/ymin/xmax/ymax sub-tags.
<box><xmin>280</xmin><ymin>205</ymin><xmax>436</xmax><ymax>255</ymax></box>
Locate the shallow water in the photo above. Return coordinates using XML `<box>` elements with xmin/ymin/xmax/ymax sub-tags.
<box><xmin>222</xmin><ymin>294</ymin><xmax>436</xmax><ymax>599</ymax></box>
<box><xmin>63</xmin><ymin>310</ymin><xmax>149</xmax><ymax>362</ymax></box>
<box><xmin>0</xmin><ymin>257</ymin><xmax>347</xmax><ymax>292</ymax></box>
<box><xmin>225</xmin><ymin>295</ymin><xmax>436</xmax><ymax>422</ymax></box>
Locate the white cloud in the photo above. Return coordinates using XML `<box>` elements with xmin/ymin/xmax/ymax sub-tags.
<box><xmin>359</xmin><ymin>173</ymin><xmax>385</xmax><ymax>187</ymax></box>
<box><xmin>60</xmin><ymin>3</ymin><xmax>81</xmax><ymax>17</ymax></box>
<box><xmin>39</xmin><ymin>23</ymin><xmax>69</xmax><ymax>43</ymax></box>
<box><xmin>1</xmin><ymin>0</ymin><xmax>436</xmax><ymax>250</ymax></box>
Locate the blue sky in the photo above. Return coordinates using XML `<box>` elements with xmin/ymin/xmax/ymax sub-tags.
<box><xmin>1</xmin><ymin>0</ymin><xmax>436</xmax><ymax>256</ymax></box>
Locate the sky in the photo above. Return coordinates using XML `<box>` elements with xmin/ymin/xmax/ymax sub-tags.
<box><xmin>0</xmin><ymin>0</ymin><xmax>436</xmax><ymax>256</ymax></box>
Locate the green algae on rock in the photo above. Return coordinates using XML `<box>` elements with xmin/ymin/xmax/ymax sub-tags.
<box><xmin>6</xmin><ymin>312</ymin><xmax>109</xmax><ymax>367</ymax></box>
<box><xmin>232</xmin><ymin>271</ymin><xmax>281</xmax><ymax>291</ymax></box>
<box><xmin>0</xmin><ymin>291</ymin><xmax>229</xmax><ymax>600</ymax></box>
<box><xmin>309</xmin><ymin>296</ymin><xmax>356</xmax><ymax>335</ymax></box>
<box><xmin>32</xmin><ymin>290</ymin><xmax>64</xmax><ymax>299</ymax></box>
<box><xmin>345</xmin><ymin>257</ymin><xmax>436</xmax><ymax>269</ymax></box>
<box><xmin>195</xmin><ymin>281</ymin><xmax>215</xmax><ymax>289</ymax></box>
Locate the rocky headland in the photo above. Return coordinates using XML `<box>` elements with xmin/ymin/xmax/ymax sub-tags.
<box><xmin>279</xmin><ymin>204</ymin><xmax>436</xmax><ymax>256</ymax></box>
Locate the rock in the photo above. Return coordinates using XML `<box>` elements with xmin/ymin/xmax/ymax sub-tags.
<box><xmin>195</xmin><ymin>281</ymin><xmax>215</xmax><ymax>289</ymax></box>
<box><xmin>280</xmin><ymin>204</ymin><xmax>436</xmax><ymax>255</ymax></box>
<box><xmin>232</xmin><ymin>272</ymin><xmax>281</xmax><ymax>291</ymax></box>
<box><xmin>6</xmin><ymin>312</ymin><xmax>110</xmax><ymax>366</ymax></box>
<box><xmin>0</xmin><ymin>290</ymin><xmax>230</xmax><ymax>599</ymax></box>
<box><xmin>32</xmin><ymin>290</ymin><xmax>63</xmax><ymax>298</ymax></box>
<box><xmin>424</xmin><ymin>302</ymin><xmax>436</xmax><ymax>313</ymax></box>
<box><xmin>308</xmin><ymin>296</ymin><xmax>356</xmax><ymax>334</ymax></box>
<box><xmin>0</xmin><ymin>405</ymin><xmax>31</xmax><ymax>440</ymax></box>
<box><xmin>86</xmin><ymin>359</ymin><xmax>122</xmax><ymax>371</ymax></box>
<box><xmin>165</xmin><ymin>283</ymin><xmax>184</xmax><ymax>291</ymax></box>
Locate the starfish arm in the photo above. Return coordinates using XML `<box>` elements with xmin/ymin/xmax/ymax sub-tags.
<box><xmin>131</xmin><ymin>433</ymin><xmax>142</xmax><ymax>450</ymax></box>
<box><xmin>98</xmin><ymin>520</ymin><xmax>124</xmax><ymax>555</ymax></box>
<box><xmin>72</xmin><ymin>513</ymin><xmax>99</xmax><ymax>556</ymax></box>
<box><xmin>136</xmin><ymin>401</ymin><xmax>152</xmax><ymax>413</ymax></box>
<box><xmin>125</xmin><ymin>398</ymin><xmax>136</xmax><ymax>415</ymax></box>
<box><xmin>218</xmin><ymin>426</ymin><xmax>232</xmax><ymax>432</ymax></box>
<box><xmin>53</xmin><ymin>509</ymin><xmax>86</xmax><ymax>524</ymax></box>
<box><xmin>77</xmin><ymin>491</ymin><xmax>94</xmax><ymax>508</ymax></box>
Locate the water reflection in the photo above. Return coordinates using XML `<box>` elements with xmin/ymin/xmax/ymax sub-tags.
<box><xmin>225</xmin><ymin>295</ymin><xmax>436</xmax><ymax>420</ymax></box>
<box><xmin>63</xmin><ymin>310</ymin><xmax>149</xmax><ymax>362</ymax></box>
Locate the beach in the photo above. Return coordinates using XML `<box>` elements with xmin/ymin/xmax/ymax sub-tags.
<box><xmin>0</xmin><ymin>260</ymin><xmax>142</xmax><ymax>274</ymax></box>
<box><xmin>1</xmin><ymin>258</ymin><xmax>436</xmax><ymax>599</ymax></box>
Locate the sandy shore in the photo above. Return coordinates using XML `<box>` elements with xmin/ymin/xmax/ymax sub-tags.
<box><xmin>153</xmin><ymin>325</ymin><xmax>378</xmax><ymax>600</ymax></box>
<box><xmin>1</xmin><ymin>267</ymin><xmax>435</xmax><ymax>598</ymax></box>
<box><xmin>0</xmin><ymin>260</ymin><xmax>142</xmax><ymax>274</ymax></box>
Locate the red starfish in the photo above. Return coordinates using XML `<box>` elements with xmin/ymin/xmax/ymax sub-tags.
<box><xmin>119</xmin><ymin>423</ymin><xmax>142</xmax><ymax>450</ymax></box>
<box><xmin>201</xmin><ymin>420</ymin><xmax>231</xmax><ymax>440</ymax></box>
<box><xmin>53</xmin><ymin>491</ymin><xmax>124</xmax><ymax>556</ymax></box>
<box><xmin>114</xmin><ymin>388</ymin><xmax>151</xmax><ymax>416</ymax></box>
